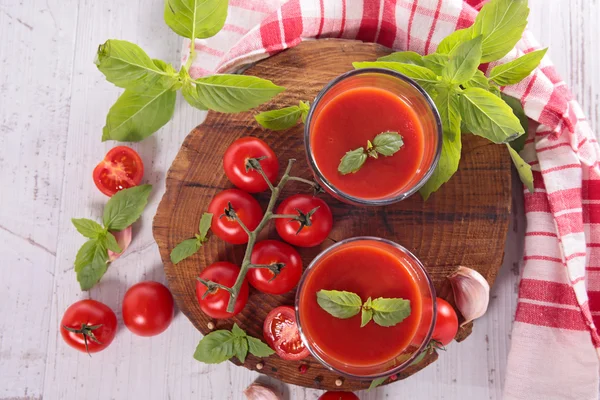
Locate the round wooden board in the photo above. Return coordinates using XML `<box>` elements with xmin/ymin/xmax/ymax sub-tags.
<box><xmin>152</xmin><ymin>39</ymin><xmax>512</xmax><ymax>391</ymax></box>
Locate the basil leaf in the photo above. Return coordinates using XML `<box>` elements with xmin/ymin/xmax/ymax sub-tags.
<box><xmin>436</xmin><ymin>27</ymin><xmax>473</xmax><ymax>55</ymax></box>
<box><xmin>316</xmin><ymin>290</ymin><xmax>362</xmax><ymax>319</ymax></box>
<box><xmin>463</xmin><ymin>70</ymin><xmax>490</xmax><ymax>90</ymax></box>
<box><xmin>442</xmin><ymin>35</ymin><xmax>482</xmax><ymax>84</ymax></box>
<box><xmin>459</xmin><ymin>87</ymin><xmax>524</xmax><ymax>143</ymax></box>
<box><xmin>102</xmin><ymin>86</ymin><xmax>176</xmax><ymax>142</ymax></box>
<box><xmin>199</xmin><ymin>212</ymin><xmax>213</xmax><ymax>239</ymax></box>
<box><xmin>338</xmin><ymin>147</ymin><xmax>367</xmax><ymax>175</ymax></box>
<box><xmin>489</xmin><ymin>48</ymin><xmax>547</xmax><ymax>86</ymax></box>
<box><xmin>105</xmin><ymin>232</ymin><xmax>122</xmax><ymax>254</ymax></box>
<box><xmin>170</xmin><ymin>238</ymin><xmax>201</xmax><ymax>265</ymax></box>
<box><xmin>353</xmin><ymin>62</ymin><xmax>439</xmax><ymax>92</ymax></box>
<box><xmin>255</xmin><ymin>105</ymin><xmax>302</xmax><ymax>131</ymax></box>
<box><xmin>192</xmin><ymin>74</ymin><xmax>285</xmax><ymax>113</ymax></box>
<box><xmin>299</xmin><ymin>100</ymin><xmax>310</xmax><ymax>123</ymax></box>
<box><xmin>507</xmin><ymin>144</ymin><xmax>534</xmax><ymax>193</ymax></box>
<box><xmin>233</xmin><ymin>336</ymin><xmax>249</xmax><ymax>363</ymax></box>
<box><xmin>72</xmin><ymin>218</ymin><xmax>105</xmax><ymax>239</ymax></box>
<box><xmin>231</xmin><ymin>323</ymin><xmax>246</xmax><ymax>338</ymax></box>
<box><xmin>473</xmin><ymin>0</ymin><xmax>530</xmax><ymax>63</ymax></box>
<box><xmin>422</xmin><ymin>53</ymin><xmax>448</xmax><ymax>75</ymax></box>
<box><xmin>103</xmin><ymin>184</ymin><xmax>152</xmax><ymax>231</ymax></box>
<box><xmin>247</xmin><ymin>336</ymin><xmax>275</xmax><ymax>357</ymax></box>
<box><xmin>372</xmin><ymin>131</ymin><xmax>404</xmax><ymax>156</ymax></box>
<box><xmin>361</xmin><ymin>297</ymin><xmax>373</xmax><ymax>328</ymax></box>
<box><xmin>369</xmin><ymin>377</ymin><xmax>387</xmax><ymax>391</ymax></box>
<box><xmin>76</xmin><ymin>239</ymin><xmax>109</xmax><ymax>291</ymax></box>
<box><xmin>377</xmin><ymin>51</ymin><xmax>424</xmax><ymax>65</ymax></box>
<box><xmin>193</xmin><ymin>330</ymin><xmax>237</xmax><ymax>364</ymax></box>
<box><xmin>164</xmin><ymin>0</ymin><xmax>228</xmax><ymax>40</ymax></box>
<box><xmin>502</xmin><ymin>94</ymin><xmax>529</xmax><ymax>152</ymax></box>
<box><xmin>371</xmin><ymin>297</ymin><xmax>411</xmax><ymax>327</ymax></box>
<box><xmin>410</xmin><ymin>349</ymin><xmax>429</xmax><ymax>366</ymax></box>
<box><xmin>434</xmin><ymin>88</ymin><xmax>461</xmax><ymax>142</ymax></box>
<box><xmin>95</xmin><ymin>39</ymin><xmax>178</xmax><ymax>91</ymax></box>
<box><xmin>419</xmin><ymin>131</ymin><xmax>462</xmax><ymax>200</ymax></box>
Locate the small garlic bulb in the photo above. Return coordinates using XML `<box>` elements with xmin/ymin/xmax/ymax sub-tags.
<box><xmin>243</xmin><ymin>383</ymin><xmax>280</xmax><ymax>400</ymax></box>
<box><xmin>448</xmin><ymin>266</ymin><xmax>490</xmax><ymax>326</ymax></box>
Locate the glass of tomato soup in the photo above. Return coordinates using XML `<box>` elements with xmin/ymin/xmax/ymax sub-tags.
<box><xmin>296</xmin><ymin>237</ymin><xmax>436</xmax><ymax>379</ymax></box>
<box><xmin>305</xmin><ymin>68</ymin><xmax>442</xmax><ymax>206</ymax></box>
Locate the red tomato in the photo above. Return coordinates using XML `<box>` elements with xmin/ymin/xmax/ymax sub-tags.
<box><xmin>122</xmin><ymin>281</ymin><xmax>174</xmax><ymax>337</ymax></box>
<box><xmin>275</xmin><ymin>195</ymin><xmax>333</xmax><ymax>247</ymax></box>
<box><xmin>432</xmin><ymin>297</ymin><xmax>459</xmax><ymax>346</ymax></box>
<box><xmin>60</xmin><ymin>299</ymin><xmax>117</xmax><ymax>354</ymax></box>
<box><xmin>93</xmin><ymin>146</ymin><xmax>144</xmax><ymax>196</ymax></box>
<box><xmin>248</xmin><ymin>240</ymin><xmax>303</xmax><ymax>295</ymax></box>
<box><xmin>318</xmin><ymin>392</ymin><xmax>360</xmax><ymax>400</ymax></box>
<box><xmin>207</xmin><ymin>189</ymin><xmax>263</xmax><ymax>244</ymax></box>
<box><xmin>196</xmin><ymin>262</ymin><xmax>249</xmax><ymax>319</ymax></box>
<box><xmin>223</xmin><ymin>137</ymin><xmax>279</xmax><ymax>193</ymax></box>
<box><xmin>263</xmin><ymin>306</ymin><xmax>309</xmax><ymax>361</ymax></box>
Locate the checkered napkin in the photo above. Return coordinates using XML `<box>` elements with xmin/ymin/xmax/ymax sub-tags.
<box><xmin>183</xmin><ymin>1</ymin><xmax>600</xmax><ymax>398</ymax></box>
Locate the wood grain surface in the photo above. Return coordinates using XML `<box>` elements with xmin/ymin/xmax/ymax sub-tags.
<box><xmin>152</xmin><ymin>39</ymin><xmax>511</xmax><ymax>391</ymax></box>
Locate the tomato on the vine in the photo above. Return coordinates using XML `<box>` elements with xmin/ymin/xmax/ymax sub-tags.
<box><xmin>60</xmin><ymin>299</ymin><xmax>117</xmax><ymax>354</ymax></box>
<box><xmin>248</xmin><ymin>240</ymin><xmax>303</xmax><ymax>295</ymax></box>
<box><xmin>275</xmin><ymin>195</ymin><xmax>333</xmax><ymax>247</ymax></box>
<box><xmin>263</xmin><ymin>306</ymin><xmax>309</xmax><ymax>361</ymax></box>
<box><xmin>93</xmin><ymin>146</ymin><xmax>144</xmax><ymax>196</ymax></box>
<box><xmin>122</xmin><ymin>281</ymin><xmax>174</xmax><ymax>337</ymax></box>
<box><xmin>208</xmin><ymin>189</ymin><xmax>263</xmax><ymax>245</ymax></box>
<box><xmin>196</xmin><ymin>262</ymin><xmax>249</xmax><ymax>319</ymax></box>
<box><xmin>432</xmin><ymin>297</ymin><xmax>459</xmax><ymax>346</ymax></box>
<box><xmin>318</xmin><ymin>392</ymin><xmax>359</xmax><ymax>400</ymax></box>
<box><xmin>223</xmin><ymin>137</ymin><xmax>279</xmax><ymax>193</ymax></box>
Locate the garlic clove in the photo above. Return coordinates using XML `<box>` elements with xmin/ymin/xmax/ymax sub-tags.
<box><xmin>243</xmin><ymin>383</ymin><xmax>280</xmax><ymax>400</ymax></box>
<box><xmin>448</xmin><ymin>266</ymin><xmax>490</xmax><ymax>327</ymax></box>
<box><xmin>108</xmin><ymin>225</ymin><xmax>133</xmax><ymax>262</ymax></box>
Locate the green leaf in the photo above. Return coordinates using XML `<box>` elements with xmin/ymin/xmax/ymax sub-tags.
<box><xmin>436</xmin><ymin>27</ymin><xmax>473</xmax><ymax>55</ymax></box>
<box><xmin>105</xmin><ymin>232</ymin><xmax>122</xmax><ymax>254</ymax></box>
<box><xmin>501</xmin><ymin>94</ymin><xmax>529</xmax><ymax>152</ymax></box>
<box><xmin>338</xmin><ymin>147</ymin><xmax>367</xmax><ymax>175</ymax></box>
<box><xmin>255</xmin><ymin>105</ymin><xmax>302</xmax><ymax>131</ymax></box>
<box><xmin>233</xmin><ymin>337</ymin><xmax>249</xmax><ymax>363</ymax></box>
<box><xmin>193</xmin><ymin>330</ymin><xmax>236</xmax><ymax>364</ymax></box>
<box><xmin>192</xmin><ymin>74</ymin><xmax>285</xmax><ymax>113</ymax></box>
<box><xmin>95</xmin><ymin>39</ymin><xmax>178</xmax><ymax>91</ymax></box>
<box><xmin>316</xmin><ymin>290</ymin><xmax>362</xmax><ymax>319</ymax></box>
<box><xmin>103</xmin><ymin>184</ymin><xmax>152</xmax><ymax>231</ymax></box>
<box><xmin>231</xmin><ymin>323</ymin><xmax>246</xmax><ymax>338</ymax></box>
<box><xmin>198</xmin><ymin>212</ymin><xmax>213</xmax><ymax>239</ymax></box>
<box><xmin>361</xmin><ymin>297</ymin><xmax>373</xmax><ymax>328</ymax></box>
<box><xmin>299</xmin><ymin>100</ymin><xmax>310</xmax><ymax>123</ymax></box>
<box><xmin>472</xmin><ymin>0</ymin><xmax>530</xmax><ymax>63</ymax></box>
<box><xmin>180</xmin><ymin>69</ymin><xmax>208</xmax><ymax>110</ymax></box>
<box><xmin>372</xmin><ymin>131</ymin><xmax>404</xmax><ymax>156</ymax></box>
<box><xmin>71</xmin><ymin>218</ymin><xmax>105</xmax><ymax>239</ymax></box>
<box><xmin>353</xmin><ymin>62</ymin><xmax>439</xmax><ymax>92</ymax></box>
<box><xmin>434</xmin><ymin>88</ymin><xmax>461</xmax><ymax>142</ymax></box>
<box><xmin>459</xmin><ymin>87</ymin><xmax>524</xmax><ymax>143</ymax></box>
<box><xmin>507</xmin><ymin>144</ymin><xmax>534</xmax><ymax>193</ymax></box>
<box><xmin>76</xmin><ymin>239</ymin><xmax>109</xmax><ymax>291</ymax></box>
<box><xmin>371</xmin><ymin>297</ymin><xmax>411</xmax><ymax>327</ymax></box>
<box><xmin>463</xmin><ymin>70</ymin><xmax>490</xmax><ymax>90</ymax></box>
<box><xmin>74</xmin><ymin>239</ymin><xmax>100</xmax><ymax>273</ymax></box>
<box><xmin>410</xmin><ymin>349</ymin><xmax>429</xmax><ymax>366</ymax></box>
<box><xmin>170</xmin><ymin>238</ymin><xmax>201</xmax><ymax>265</ymax></box>
<box><xmin>489</xmin><ymin>48</ymin><xmax>547</xmax><ymax>86</ymax></box>
<box><xmin>102</xmin><ymin>86</ymin><xmax>176</xmax><ymax>142</ymax></box>
<box><xmin>377</xmin><ymin>51</ymin><xmax>424</xmax><ymax>65</ymax></box>
<box><xmin>442</xmin><ymin>35</ymin><xmax>482</xmax><ymax>84</ymax></box>
<box><xmin>164</xmin><ymin>0</ymin><xmax>228</xmax><ymax>40</ymax></box>
<box><xmin>369</xmin><ymin>377</ymin><xmax>387</xmax><ymax>391</ymax></box>
<box><xmin>419</xmin><ymin>131</ymin><xmax>462</xmax><ymax>200</ymax></box>
<box><xmin>247</xmin><ymin>336</ymin><xmax>275</xmax><ymax>357</ymax></box>
<box><xmin>422</xmin><ymin>53</ymin><xmax>448</xmax><ymax>75</ymax></box>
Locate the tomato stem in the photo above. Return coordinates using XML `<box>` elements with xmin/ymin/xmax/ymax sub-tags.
<box><xmin>248</xmin><ymin>262</ymin><xmax>286</xmax><ymax>279</ymax></box>
<box><xmin>247</xmin><ymin>157</ymin><xmax>275</xmax><ymax>192</ymax></box>
<box><xmin>62</xmin><ymin>323</ymin><xmax>103</xmax><ymax>357</ymax></box>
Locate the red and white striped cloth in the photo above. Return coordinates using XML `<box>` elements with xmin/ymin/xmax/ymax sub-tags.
<box><xmin>184</xmin><ymin>1</ymin><xmax>600</xmax><ymax>398</ymax></box>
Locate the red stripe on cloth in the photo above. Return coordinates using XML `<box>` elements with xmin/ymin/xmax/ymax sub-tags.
<box><xmin>523</xmin><ymin>255</ymin><xmax>563</xmax><ymax>264</ymax></box>
<box><xmin>377</xmin><ymin>0</ymin><xmax>398</xmax><ymax>48</ymax></box>
<box><xmin>537</xmin><ymin>142</ymin><xmax>572</xmax><ymax>153</ymax></box>
<box><xmin>590</xmin><ymin>292</ymin><xmax>600</xmax><ymax>312</ymax></box>
<box><xmin>524</xmin><ymin>192</ymin><xmax>551</xmax><ymax>213</ymax></box>
<box><xmin>565</xmin><ymin>252</ymin><xmax>587</xmax><ymax>261</ymax></box>
<box><xmin>555</xmin><ymin>212</ymin><xmax>584</xmax><ymax>237</ymax></box>
<box><xmin>521</xmin><ymin>73</ymin><xmax>538</xmax><ymax>103</ymax></box>
<box><xmin>541</xmin><ymin>65</ymin><xmax>563</xmax><ymax>85</ymax></box>
<box><xmin>405</xmin><ymin>0</ymin><xmax>419</xmax><ymax>50</ymax></box>
<box><xmin>336</xmin><ymin>0</ymin><xmax>346</xmax><ymax>38</ymax></box>
<box><xmin>223</xmin><ymin>24</ymin><xmax>247</xmax><ymax>34</ymax></box>
<box><xmin>194</xmin><ymin>43</ymin><xmax>225</xmax><ymax>57</ymax></box>
<box><xmin>515</xmin><ymin>302</ymin><xmax>588</xmax><ymax>331</ymax></box>
<box><xmin>316</xmin><ymin>0</ymin><xmax>325</xmax><ymax>38</ymax></box>
<box><xmin>519</xmin><ymin>279</ymin><xmax>578</xmax><ymax>306</ymax></box>
<box><xmin>532</xmin><ymin>171</ymin><xmax>546</xmax><ymax>190</ymax></box>
<box><xmin>541</xmin><ymin>164</ymin><xmax>581</xmax><ymax>174</ymax></box>
<box><xmin>583</xmin><ymin>179</ymin><xmax>600</xmax><ymax>200</ymax></box>
<box><xmin>259</xmin><ymin>14</ymin><xmax>283</xmax><ymax>55</ymax></box>
<box><xmin>424</xmin><ymin>0</ymin><xmax>443</xmax><ymax>54</ymax></box>
<box><xmin>548</xmin><ymin>188</ymin><xmax>582</xmax><ymax>213</ymax></box>
<box><xmin>584</xmin><ymin>204</ymin><xmax>600</xmax><ymax>224</ymax></box>
<box><xmin>357</xmin><ymin>0</ymin><xmax>382</xmax><ymax>42</ymax></box>
<box><xmin>282</xmin><ymin>1</ymin><xmax>303</xmax><ymax>47</ymax></box>
<box><xmin>525</xmin><ymin>231</ymin><xmax>558</xmax><ymax>238</ymax></box>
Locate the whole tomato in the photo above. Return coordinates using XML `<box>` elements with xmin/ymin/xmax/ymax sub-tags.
<box><xmin>275</xmin><ymin>194</ymin><xmax>333</xmax><ymax>247</ymax></box>
<box><xmin>432</xmin><ymin>297</ymin><xmax>459</xmax><ymax>346</ymax></box>
<box><xmin>61</xmin><ymin>299</ymin><xmax>117</xmax><ymax>354</ymax></box>
<box><xmin>207</xmin><ymin>189</ymin><xmax>263</xmax><ymax>244</ymax></box>
<box><xmin>122</xmin><ymin>281</ymin><xmax>174</xmax><ymax>337</ymax></box>
<box><xmin>196</xmin><ymin>262</ymin><xmax>249</xmax><ymax>319</ymax></box>
<box><xmin>248</xmin><ymin>240</ymin><xmax>303</xmax><ymax>295</ymax></box>
<box><xmin>318</xmin><ymin>392</ymin><xmax>359</xmax><ymax>400</ymax></box>
<box><xmin>223</xmin><ymin>137</ymin><xmax>279</xmax><ymax>193</ymax></box>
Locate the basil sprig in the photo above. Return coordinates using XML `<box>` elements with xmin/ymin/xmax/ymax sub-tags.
<box><xmin>72</xmin><ymin>185</ymin><xmax>152</xmax><ymax>290</ymax></box>
<box><xmin>194</xmin><ymin>323</ymin><xmax>274</xmax><ymax>364</ymax></box>
<box><xmin>255</xmin><ymin>100</ymin><xmax>310</xmax><ymax>131</ymax></box>
<box><xmin>170</xmin><ymin>213</ymin><xmax>213</xmax><ymax>264</ymax></box>
<box><xmin>338</xmin><ymin>131</ymin><xmax>404</xmax><ymax>175</ymax></box>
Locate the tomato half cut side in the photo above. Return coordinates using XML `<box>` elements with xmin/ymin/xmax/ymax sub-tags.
<box><xmin>263</xmin><ymin>306</ymin><xmax>309</xmax><ymax>361</ymax></box>
<box><xmin>93</xmin><ymin>146</ymin><xmax>144</xmax><ymax>196</ymax></box>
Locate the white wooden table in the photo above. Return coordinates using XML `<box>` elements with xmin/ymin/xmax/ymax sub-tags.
<box><xmin>1</xmin><ymin>1</ymin><xmax>598</xmax><ymax>399</ymax></box>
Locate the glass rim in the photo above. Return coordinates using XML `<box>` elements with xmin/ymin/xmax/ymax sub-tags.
<box><xmin>303</xmin><ymin>68</ymin><xmax>443</xmax><ymax>206</ymax></box>
<box><xmin>294</xmin><ymin>236</ymin><xmax>438</xmax><ymax>380</ymax></box>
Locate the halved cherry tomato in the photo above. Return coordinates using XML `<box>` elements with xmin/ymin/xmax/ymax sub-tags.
<box><xmin>263</xmin><ymin>306</ymin><xmax>309</xmax><ymax>361</ymax></box>
<box><xmin>223</xmin><ymin>137</ymin><xmax>279</xmax><ymax>193</ymax></box>
<box><xmin>248</xmin><ymin>240</ymin><xmax>303</xmax><ymax>295</ymax></box>
<box><xmin>275</xmin><ymin>195</ymin><xmax>333</xmax><ymax>247</ymax></box>
<box><xmin>432</xmin><ymin>297</ymin><xmax>459</xmax><ymax>346</ymax></box>
<box><xmin>122</xmin><ymin>281</ymin><xmax>174</xmax><ymax>337</ymax></box>
<box><xmin>60</xmin><ymin>299</ymin><xmax>117</xmax><ymax>354</ymax></box>
<box><xmin>196</xmin><ymin>262</ymin><xmax>249</xmax><ymax>319</ymax></box>
<box><xmin>318</xmin><ymin>392</ymin><xmax>359</xmax><ymax>400</ymax></box>
<box><xmin>93</xmin><ymin>146</ymin><xmax>144</xmax><ymax>196</ymax></box>
<box><xmin>207</xmin><ymin>189</ymin><xmax>263</xmax><ymax>244</ymax></box>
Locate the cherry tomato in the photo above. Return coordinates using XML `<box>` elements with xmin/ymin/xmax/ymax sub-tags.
<box><xmin>432</xmin><ymin>297</ymin><xmax>459</xmax><ymax>346</ymax></box>
<box><xmin>275</xmin><ymin>195</ymin><xmax>333</xmax><ymax>247</ymax></box>
<box><xmin>196</xmin><ymin>262</ymin><xmax>249</xmax><ymax>319</ymax></box>
<box><xmin>208</xmin><ymin>189</ymin><xmax>263</xmax><ymax>244</ymax></box>
<box><xmin>223</xmin><ymin>137</ymin><xmax>279</xmax><ymax>193</ymax></box>
<box><xmin>122</xmin><ymin>281</ymin><xmax>174</xmax><ymax>337</ymax></box>
<box><xmin>263</xmin><ymin>306</ymin><xmax>309</xmax><ymax>361</ymax></box>
<box><xmin>248</xmin><ymin>240</ymin><xmax>303</xmax><ymax>295</ymax></box>
<box><xmin>60</xmin><ymin>299</ymin><xmax>117</xmax><ymax>354</ymax></box>
<box><xmin>318</xmin><ymin>392</ymin><xmax>360</xmax><ymax>400</ymax></box>
<box><xmin>93</xmin><ymin>146</ymin><xmax>144</xmax><ymax>196</ymax></box>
